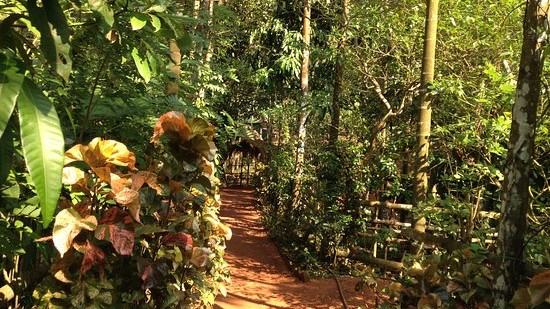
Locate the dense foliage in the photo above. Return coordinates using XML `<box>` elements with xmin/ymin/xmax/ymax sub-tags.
<box><xmin>1</xmin><ymin>0</ymin><xmax>550</xmax><ymax>308</ymax></box>
<box><xmin>1</xmin><ymin>0</ymin><xmax>232</xmax><ymax>307</ymax></box>
<box><xmin>222</xmin><ymin>0</ymin><xmax>550</xmax><ymax>308</ymax></box>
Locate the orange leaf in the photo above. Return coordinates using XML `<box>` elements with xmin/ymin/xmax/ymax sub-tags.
<box><xmin>64</xmin><ymin>138</ymin><xmax>136</xmax><ymax>170</ymax></box>
<box><xmin>169</xmin><ymin>179</ymin><xmax>184</xmax><ymax>194</ymax></box>
<box><xmin>151</xmin><ymin>111</ymin><xmax>191</xmax><ymax>144</ymax></box>
<box><xmin>89</xmin><ymin>138</ymin><xmax>136</xmax><ymax>169</ymax></box>
<box><xmin>64</xmin><ymin>144</ymin><xmax>87</xmax><ymax>165</ymax></box>
<box><xmin>126</xmin><ymin>198</ymin><xmax>141</xmax><ymax>223</ymax></box>
<box><xmin>115</xmin><ymin>187</ymin><xmax>139</xmax><ymax>205</ymax></box>
<box><xmin>91</xmin><ymin>166</ymin><xmax>112</xmax><ymax>183</ymax></box>
<box><xmin>529</xmin><ymin>270</ymin><xmax>550</xmax><ymax>307</ymax></box>
<box><xmin>132</xmin><ymin>171</ymin><xmax>158</xmax><ymax>191</ymax></box>
<box><xmin>110</xmin><ymin>174</ymin><xmax>129</xmax><ymax>195</ymax></box>
<box><xmin>200</xmin><ymin>157</ymin><xmax>215</xmax><ymax>176</ymax></box>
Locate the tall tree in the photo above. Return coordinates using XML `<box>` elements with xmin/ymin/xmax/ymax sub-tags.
<box><xmin>413</xmin><ymin>0</ymin><xmax>439</xmax><ymax>204</ymax></box>
<box><xmin>197</xmin><ymin>0</ymin><xmax>215</xmax><ymax>103</ymax></box>
<box><xmin>292</xmin><ymin>0</ymin><xmax>311</xmax><ymax>208</ymax></box>
<box><xmin>329</xmin><ymin>0</ymin><xmax>349</xmax><ymax>144</ymax></box>
<box><xmin>494</xmin><ymin>1</ymin><xmax>549</xmax><ymax>307</ymax></box>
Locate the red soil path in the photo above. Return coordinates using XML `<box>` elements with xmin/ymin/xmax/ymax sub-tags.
<box><xmin>214</xmin><ymin>188</ymin><xmax>378</xmax><ymax>309</ymax></box>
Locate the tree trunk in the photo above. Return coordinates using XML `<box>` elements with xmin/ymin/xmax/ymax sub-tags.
<box><xmin>329</xmin><ymin>0</ymin><xmax>349</xmax><ymax>145</ymax></box>
<box><xmin>197</xmin><ymin>0</ymin><xmax>215</xmax><ymax>103</ymax></box>
<box><xmin>292</xmin><ymin>0</ymin><xmax>311</xmax><ymax>208</ymax></box>
<box><xmin>413</xmin><ymin>0</ymin><xmax>439</xmax><ymax>204</ymax></box>
<box><xmin>494</xmin><ymin>1</ymin><xmax>548</xmax><ymax>307</ymax></box>
<box><xmin>193</xmin><ymin>0</ymin><xmax>201</xmax><ymax>19</ymax></box>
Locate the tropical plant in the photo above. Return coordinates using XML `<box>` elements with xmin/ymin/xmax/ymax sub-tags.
<box><xmin>33</xmin><ymin>111</ymin><xmax>230</xmax><ymax>308</ymax></box>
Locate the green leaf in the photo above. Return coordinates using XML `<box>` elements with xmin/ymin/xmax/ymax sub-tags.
<box><xmin>0</xmin><ymin>173</ymin><xmax>20</xmax><ymax>210</ymax></box>
<box><xmin>0</xmin><ymin>125</ymin><xmax>15</xmax><ymax>185</ymax></box>
<box><xmin>529</xmin><ymin>270</ymin><xmax>550</xmax><ymax>307</ymax></box>
<box><xmin>0</xmin><ymin>53</ymin><xmax>24</xmax><ymax>138</ymax></box>
<box><xmin>89</xmin><ymin>0</ymin><xmax>114</xmax><ymax>29</ymax></box>
<box><xmin>26</xmin><ymin>0</ymin><xmax>72</xmax><ymax>82</ymax></box>
<box><xmin>17</xmin><ymin>78</ymin><xmax>65</xmax><ymax>227</ymax></box>
<box><xmin>149</xmin><ymin>14</ymin><xmax>162</xmax><ymax>32</ymax></box>
<box><xmin>131</xmin><ymin>47</ymin><xmax>152</xmax><ymax>83</ymax></box>
<box><xmin>130</xmin><ymin>12</ymin><xmax>148</xmax><ymax>30</ymax></box>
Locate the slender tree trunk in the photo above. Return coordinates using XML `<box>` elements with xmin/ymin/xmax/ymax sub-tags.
<box><xmin>197</xmin><ymin>0</ymin><xmax>215</xmax><ymax>103</ymax></box>
<box><xmin>329</xmin><ymin>0</ymin><xmax>349</xmax><ymax>144</ymax></box>
<box><xmin>193</xmin><ymin>0</ymin><xmax>201</xmax><ymax>19</ymax></box>
<box><xmin>494</xmin><ymin>1</ymin><xmax>548</xmax><ymax>307</ymax></box>
<box><xmin>413</xmin><ymin>0</ymin><xmax>439</xmax><ymax>204</ymax></box>
<box><xmin>292</xmin><ymin>0</ymin><xmax>311</xmax><ymax>208</ymax></box>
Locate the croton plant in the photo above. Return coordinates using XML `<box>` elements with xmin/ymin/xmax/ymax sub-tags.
<box><xmin>33</xmin><ymin>111</ymin><xmax>231</xmax><ymax>308</ymax></box>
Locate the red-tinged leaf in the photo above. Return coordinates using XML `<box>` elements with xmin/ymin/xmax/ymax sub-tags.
<box><xmin>529</xmin><ymin>270</ymin><xmax>550</xmax><ymax>307</ymax></box>
<box><xmin>98</xmin><ymin>206</ymin><xmax>123</xmax><ymax>224</ymax></box>
<box><xmin>190</xmin><ymin>247</ymin><xmax>209</xmax><ymax>268</ymax></box>
<box><xmin>115</xmin><ymin>187</ymin><xmax>139</xmax><ymax>205</ymax></box>
<box><xmin>80</xmin><ymin>241</ymin><xmax>105</xmax><ymax>278</ymax></box>
<box><xmin>126</xmin><ymin>198</ymin><xmax>141</xmax><ymax>223</ymax></box>
<box><xmin>96</xmin><ymin>207</ymin><xmax>135</xmax><ymax>255</ymax></box>
<box><xmin>95</xmin><ymin>223</ymin><xmax>135</xmax><ymax>256</ymax></box>
<box><xmin>141</xmin><ymin>258</ymin><xmax>170</xmax><ymax>290</ymax></box>
<box><xmin>151</xmin><ymin>111</ymin><xmax>191</xmax><ymax>144</ymax></box>
<box><xmin>169</xmin><ymin>179</ymin><xmax>183</xmax><ymax>193</ymax></box>
<box><xmin>162</xmin><ymin>233</ymin><xmax>193</xmax><ymax>250</ymax></box>
<box><xmin>131</xmin><ymin>171</ymin><xmax>160</xmax><ymax>191</ymax></box>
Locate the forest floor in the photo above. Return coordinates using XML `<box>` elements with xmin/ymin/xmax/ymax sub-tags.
<box><xmin>214</xmin><ymin>187</ymin><xmax>379</xmax><ymax>309</ymax></box>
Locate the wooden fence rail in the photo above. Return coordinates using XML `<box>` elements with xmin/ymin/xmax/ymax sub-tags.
<box><xmin>340</xmin><ymin>199</ymin><xmax>500</xmax><ymax>270</ymax></box>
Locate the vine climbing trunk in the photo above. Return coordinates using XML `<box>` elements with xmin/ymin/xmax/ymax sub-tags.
<box><xmin>329</xmin><ymin>0</ymin><xmax>349</xmax><ymax>145</ymax></box>
<box><xmin>413</xmin><ymin>0</ymin><xmax>439</xmax><ymax>204</ymax></box>
<box><xmin>494</xmin><ymin>1</ymin><xmax>549</xmax><ymax>308</ymax></box>
<box><xmin>292</xmin><ymin>0</ymin><xmax>311</xmax><ymax>209</ymax></box>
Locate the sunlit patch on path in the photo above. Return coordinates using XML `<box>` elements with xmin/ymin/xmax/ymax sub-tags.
<box><xmin>214</xmin><ymin>188</ymin><xmax>377</xmax><ymax>309</ymax></box>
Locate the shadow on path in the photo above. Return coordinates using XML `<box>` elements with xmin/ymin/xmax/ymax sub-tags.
<box><xmin>214</xmin><ymin>187</ymin><xmax>376</xmax><ymax>309</ymax></box>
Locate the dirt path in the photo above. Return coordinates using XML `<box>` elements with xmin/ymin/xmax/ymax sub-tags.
<box><xmin>214</xmin><ymin>188</ymin><xmax>377</xmax><ymax>309</ymax></box>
